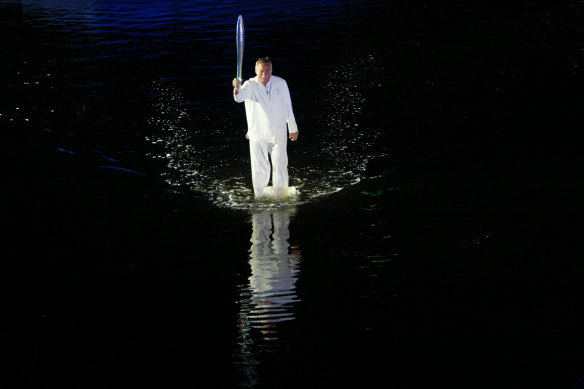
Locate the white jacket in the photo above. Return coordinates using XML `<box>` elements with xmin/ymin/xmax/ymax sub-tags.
<box><xmin>234</xmin><ymin>75</ymin><xmax>298</xmax><ymax>143</ymax></box>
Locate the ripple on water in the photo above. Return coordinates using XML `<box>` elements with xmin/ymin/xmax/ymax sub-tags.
<box><xmin>146</xmin><ymin>39</ymin><xmax>387</xmax><ymax>210</ymax></box>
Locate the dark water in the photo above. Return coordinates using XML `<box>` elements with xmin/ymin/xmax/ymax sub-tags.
<box><xmin>2</xmin><ymin>1</ymin><xmax>584</xmax><ymax>388</ymax></box>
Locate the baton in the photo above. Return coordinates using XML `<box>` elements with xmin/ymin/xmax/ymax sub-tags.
<box><xmin>236</xmin><ymin>15</ymin><xmax>244</xmax><ymax>83</ymax></box>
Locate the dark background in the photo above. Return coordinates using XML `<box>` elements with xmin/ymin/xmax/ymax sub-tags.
<box><xmin>2</xmin><ymin>1</ymin><xmax>583</xmax><ymax>388</ymax></box>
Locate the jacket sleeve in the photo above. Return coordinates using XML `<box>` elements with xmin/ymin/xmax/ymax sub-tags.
<box><xmin>234</xmin><ymin>81</ymin><xmax>251</xmax><ymax>103</ymax></box>
<box><xmin>282</xmin><ymin>81</ymin><xmax>299</xmax><ymax>133</ymax></box>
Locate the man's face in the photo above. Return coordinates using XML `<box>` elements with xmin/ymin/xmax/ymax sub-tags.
<box><xmin>255</xmin><ymin>62</ymin><xmax>272</xmax><ymax>85</ymax></box>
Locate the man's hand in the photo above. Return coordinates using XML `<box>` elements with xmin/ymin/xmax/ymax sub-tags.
<box><xmin>289</xmin><ymin>132</ymin><xmax>299</xmax><ymax>141</ymax></box>
<box><xmin>232</xmin><ymin>78</ymin><xmax>242</xmax><ymax>94</ymax></box>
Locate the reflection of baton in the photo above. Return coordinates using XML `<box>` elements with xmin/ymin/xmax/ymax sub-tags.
<box><xmin>236</xmin><ymin>15</ymin><xmax>244</xmax><ymax>83</ymax></box>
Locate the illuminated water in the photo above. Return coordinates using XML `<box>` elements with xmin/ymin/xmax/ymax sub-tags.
<box><xmin>7</xmin><ymin>0</ymin><xmax>390</xmax><ymax>211</ymax></box>
<box><xmin>4</xmin><ymin>1</ymin><xmax>583</xmax><ymax>388</ymax></box>
<box><xmin>147</xmin><ymin>72</ymin><xmax>377</xmax><ymax>209</ymax></box>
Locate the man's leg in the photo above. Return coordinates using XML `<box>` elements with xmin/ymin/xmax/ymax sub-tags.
<box><xmin>270</xmin><ymin>142</ymin><xmax>289</xmax><ymax>197</ymax></box>
<box><xmin>249</xmin><ymin>140</ymin><xmax>271</xmax><ymax>198</ymax></box>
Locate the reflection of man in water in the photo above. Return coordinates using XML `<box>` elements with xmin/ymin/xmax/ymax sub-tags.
<box><xmin>232</xmin><ymin>57</ymin><xmax>299</xmax><ymax>198</ymax></box>
<box><xmin>248</xmin><ymin>209</ymin><xmax>300</xmax><ymax>326</ymax></box>
<box><xmin>236</xmin><ymin>209</ymin><xmax>301</xmax><ymax>379</ymax></box>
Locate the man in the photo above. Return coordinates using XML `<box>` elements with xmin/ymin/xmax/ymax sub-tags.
<box><xmin>232</xmin><ymin>57</ymin><xmax>299</xmax><ymax>199</ymax></box>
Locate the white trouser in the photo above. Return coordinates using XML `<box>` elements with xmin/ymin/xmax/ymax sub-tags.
<box><xmin>249</xmin><ymin>139</ymin><xmax>288</xmax><ymax>198</ymax></box>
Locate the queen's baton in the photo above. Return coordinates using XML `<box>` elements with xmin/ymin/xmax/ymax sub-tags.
<box><xmin>236</xmin><ymin>15</ymin><xmax>244</xmax><ymax>82</ymax></box>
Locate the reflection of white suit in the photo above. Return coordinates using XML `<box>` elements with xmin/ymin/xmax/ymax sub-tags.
<box><xmin>248</xmin><ymin>210</ymin><xmax>299</xmax><ymax>318</ymax></box>
<box><xmin>234</xmin><ymin>76</ymin><xmax>299</xmax><ymax>198</ymax></box>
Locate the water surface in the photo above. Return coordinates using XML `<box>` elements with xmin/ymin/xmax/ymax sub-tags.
<box><xmin>3</xmin><ymin>1</ymin><xmax>583</xmax><ymax>388</ymax></box>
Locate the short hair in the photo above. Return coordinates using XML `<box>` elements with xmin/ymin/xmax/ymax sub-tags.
<box><xmin>255</xmin><ymin>56</ymin><xmax>272</xmax><ymax>69</ymax></box>
<box><xmin>256</xmin><ymin>56</ymin><xmax>272</xmax><ymax>65</ymax></box>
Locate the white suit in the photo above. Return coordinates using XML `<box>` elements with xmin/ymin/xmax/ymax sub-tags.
<box><xmin>234</xmin><ymin>75</ymin><xmax>298</xmax><ymax>198</ymax></box>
